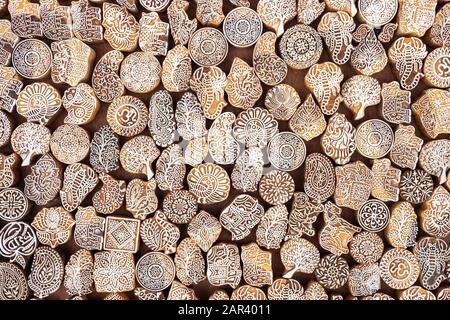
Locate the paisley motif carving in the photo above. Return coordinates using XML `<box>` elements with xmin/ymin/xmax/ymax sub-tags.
<box><xmin>304</xmin><ymin>153</ymin><xmax>336</xmax><ymax>203</ymax></box>
<box><xmin>92</xmin><ymin>50</ymin><xmax>125</xmax><ymax>103</ymax></box>
<box><xmin>148</xmin><ymin>90</ymin><xmax>176</xmax><ymax>148</ymax></box>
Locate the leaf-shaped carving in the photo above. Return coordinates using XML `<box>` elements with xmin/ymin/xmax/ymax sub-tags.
<box><xmin>256</xmin><ymin>205</ymin><xmax>289</xmax><ymax>249</ymax></box>
<box><xmin>64</xmin><ymin>249</ymin><xmax>93</xmax><ymax>296</ymax></box>
<box><xmin>89</xmin><ymin>125</ymin><xmax>120</xmax><ymax>174</ymax></box>
<box><xmin>174</xmin><ymin>238</ymin><xmax>206</xmax><ymax>286</ymax></box>
<box><xmin>289</xmin><ymin>94</ymin><xmax>326</xmax><ymax>141</ymax></box>
<box><xmin>126</xmin><ymin>178</ymin><xmax>158</xmax><ymax>220</ymax></box>
<box><xmin>28</xmin><ymin>246</ymin><xmax>64</xmax><ymax>299</ymax></box>
<box><xmin>92</xmin><ymin>50</ymin><xmax>124</xmax><ymax>103</ymax></box>
<box><xmin>140</xmin><ymin>210</ymin><xmax>179</xmax><ymax>254</ymax></box>
<box><xmin>0</xmin><ymin>153</ymin><xmax>18</xmax><ymax>189</ymax></box>
<box><xmin>351</xmin><ymin>28</ymin><xmax>388</xmax><ymax>76</ymax></box>
<box><xmin>208</xmin><ymin>112</ymin><xmax>240</xmax><ymax>165</ymax></box>
<box><xmin>231</xmin><ymin>147</ymin><xmax>264</xmax><ymax>192</ymax></box>
<box><xmin>385</xmin><ymin>201</ymin><xmax>418</xmax><ymax>248</ymax></box>
<box><xmin>175</xmin><ymin>92</ymin><xmax>207</xmax><ymax>140</ymax></box>
<box><xmin>161</xmin><ymin>45</ymin><xmax>191</xmax><ymax>92</ymax></box>
<box><xmin>155</xmin><ymin>144</ymin><xmax>185</xmax><ymax>191</ymax></box>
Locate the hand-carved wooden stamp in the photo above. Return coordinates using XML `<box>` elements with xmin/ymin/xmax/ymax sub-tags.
<box><xmin>423</xmin><ymin>47</ymin><xmax>450</xmax><ymax>88</ymax></box>
<box><xmin>289</xmin><ymin>94</ymin><xmax>326</xmax><ymax>141</ymax></box>
<box><xmin>257</xmin><ymin>0</ymin><xmax>296</xmax><ymax>37</ymax></box>
<box><xmin>297</xmin><ymin>0</ymin><xmax>325</xmax><ymax>25</ymax></box>
<box><xmin>371</xmin><ymin>158</ymin><xmax>401</xmax><ymax>202</ymax></box>
<box><xmin>148</xmin><ymin>90</ymin><xmax>176</xmax><ymax>148</ymax></box>
<box><xmin>314</xmin><ymin>254</ymin><xmax>349</xmax><ymax>290</ymax></box>
<box><xmin>103</xmin><ymin>216</ymin><xmax>140</xmax><ymax>253</ymax></box>
<box><xmin>74</xmin><ymin>206</ymin><xmax>105</xmax><ymax>251</ymax></box>
<box><xmin>64</xmin><ymin>249</ymin><xmax>94</xmax><ymax>297</ymax></box>
<box><xmin>234</xmin><ymin>107</ymin><xmax>278</xmax><ymax>148</ymax></box>
<box><xmin>396</xmin><ymin>0</ymin><xmax>437</xmax><ymax>37</ymax></box>
<box><xmin>419</xmin><ymin>186</ymin><xmax>450</xmax><ymax>238</ymax></box>
<box><xmin>390</xmin><ymin>125</ymin><xmax>423</xmax><ymax>170</ymax></box>
<box><xmin>342</xmin><ymin>75</ymin><xmax>381</xmax><ymax>120</ymax></box>
<box><xmin>385</xmin><ymin>201</ymin><xmax>418</xmax><ymax>248</ymax></box>
<box><xmin>412</xmin><ymin>89</ymin><xmax>450</xmax><ymax>139</ymax></box>
<box><xmin>189</xmin><ymin>27</ymin><xmax>228</xmax><ymax>67</ymax></box>
<box><xmin>0</xmin><ymin>153</ymin><xmax>18</xmax><ymax>190</ymax></box>
<box><xmin>400</xmin><ymin>169</ymin><xmax>434</xmax><ymax>204</ymax></box>
<box><xmin>268</xmin><ymin>132</ymin><xmax>306</xmax><ymax>172</ymax></box>
<box><xmin>207</xmin><ymin>243</ymin><xmax>242</xmax><ymax>289</ymax></box>
<box><xmin>139</xmin><ymin>12</ymin><xmax>169</xmax><ymax>56</ymax></box>
<box><xmin>167</xmin><ymin>280</ymin><xmax>197</xmax><ymax>300</ymax></box>
<box><xmin>11</xmin><ymin>122</ymin><xmax>50</xmax><ymax>166</ymax></box>
<box><xmin>70</xmin><ymin>0</ymin><xmax>103</xmax><ymax>43</ymax></box>
<box><xmin>381</xmin><ymin>81</ymin><xmax>412</xmax><ymax>124</ymax></box>
<box><xmin>231</xmin><ymin>285</ymin><xmax>267</xmax><ymax>300</ymax></box>
<box><xmin>321</xmin><ymin>112</ymin><xmax>356</xmax><ymax>165</ymax></box>
<box><xmin>190</xmin><ymin>66</ymin><xmax>227</xmax><ymax>119</ymax></box>
<box><xmin>92</xmin><ymin>50</ymin><xmax>125</xmax><ymax>103</ymax></box>
<box><xmin>355</xmin><ymin>119</ymin><xmax>393</xmax><ymax>159</ymax></box>
<box><xmin>357</xmin><ymin>199</ymin><xmax>390</xmax><ymax>232</ymax></box>
<box><xmin>63</xmin><ymin>83</ymin><xmax>100</xmax><ymax>125</ymax></box>
<box><xmin>175</xmin><ymin>91</ymin><xmax>207</xmax><ymax>140</ymax></box>
<box><xmin>0</xmin><ymin>111</ymin><xmax>11</xmax><ymax>148</ymax></box>
<box><xmin>334</xmin><ymin>161</ymin><xmax>373</xmax><ymax>210</ymax></box>
<box><xmin>125</xmin><ymin>178</ymin><xmax>158</xmax><ymax>220</ymax></box>
<box><xmin>388</xmin><ymin>37</ymin><xmax>428</xmax><ymax>90</ymax></box>
<box><xmin>256</xmin><ymin>205</ymin><xmax>289</xmax><ymax>249</ymax></box>
<box><xmin>379</xmin><ymin>247</ymin><xmax>420</xmax><ymax>289</ymax></box>
<box><xmin>162</xmin><ymin>45</ymin><xmax>191</xmax><ymax>92</ymax></box>
<box><xmin>139</xmin><ymin>0</ymin><xmax>170</xmax><ymax>11</ymax></box>
<box><xmin>155</xmin><ymin>145</ymin><xmax>185</xmax><ymax>191</ymax></box>
<box><xmin>120</xmin><ymin>135</ymin><xmax>160</xmax><ymax>180</ymax></box>
<box><xmin>304</xmin><ymin>62</ymin><xmax>344</xmax><ymax>115</ymax></box>
<box><xmin>0</xmin><ymin>66</ymin><xmax>23</xmax><ymax>113</ymax></box>
<box><xmin>225</xmin><ymin>57</ymin><xmax>262</xmax><ymax>110</ymax></box>
<box><xmin>167</xmin><ymin>0</ymin><xmax>197</xmax><ymax>46</ymax></box>
<box><xmin>350</xmin><ymin>231</ymin><xmax>384</xmax><ymax>264</ymax></box>
<box><xmin>318</xmin><ymin>11</ymin><xmax>355</xmax><ymax>65</ymax></box>
<box><xmin>39</xmin><ymin>0</ymin><xmax>72</xmax><ymax>41</ymax></box>
<box><xmin>163</xmin><ymin>189</ymin><xmax>198</xmax><ymax>224</ymax></box>
<box><xmin>265</xmin><ymin>84</ymin><xmax>300</xmax><ymax>121</ymax></box>
<box><xmin>50</xmin><ymin>124</ymin><xmax>90</xmax><ymax>165</ymax></box>
<box><xmin>0</xmin><ymin>262</ymin><xmax>28</xmax><ymax>300</ymax></box>
<box><xmin>223</xmin><ymin>7</ymin><xmax>262</xmax><ymax>48</ymax></box>
<box><xmin>24</xmin><ymin>153</ymin><xmax>61</xmax><ymax>206</ymax></box>
<box><xmin>427</xmin><ymin>3</ymin><xmax>450</xmax><ymax>47</ymax></box>
<box><xmin>60</xmin><ymin>163</ymin><xmax>98</xmax><ymax>212</ymax></box>
<box><xmin>108</xmin><ymin>96</ymin><xmax>149</xmax><ymax>137</ymax></box>
<box><xmin>188</xmin><ymin>210</ymin><xmax>221</xmax><ymax>252</ymax></box>
<box><xmin>16</xmin><ymin>82</ymin><xmax>61</xmax><ymax>125</ymax></box>
<box><xmin>231</xmin><ymin>147</ymin><xmax>264</xmax><ymax>192</ymax></box>
<box><xmin>358</xmin><ymin>0</ymin><xmax>398</xmax><ymax>28</ymax></box>
<box><xmin>89</xmin><ymin>125</ymin><xmax>120</xmax><ymax>174</ymax></box>
<box><xmin>267</xmin><ymin>278</ymin><xmax>304</xmax><ymax>300</ymax></box>
<box><xmin>301</xmin><ymin>281</ymin><xmax>328</xmax><ymax>300</ymax></box>
<box><xmin>0</xmin><ymin>221</ymin><xmax>36</xmax><ymax>268</ymax></box>
<box><xmin>8</xmin><ymin>0</ymin><xmax>42</xmax><ymax>38</ymax></box>
<box><xmin>351</xmin><ymin>27</ymin><xmax>388</xmax><ymax>76</ymax></box>
<box><xmin>220</xmin><ymin>194</ymin><xmax>264</xmax><ymax>241</ymax></box>
<box><xmin>0</xmin><ymin>187</ymin><xmax>29</xmax><ymax>222</ymax></box>
<box><xmin>241</xmin><ymin>242</ymin><xmax>273</xmax><ymax>287</ymax></box>
<box><xmin>188</xmin><ymin>163</ymin><xmax>230</xmax><ymax>204</ymax></box>
<box><xmin>92</xmin><ymin>173</ymin><xmax>126</xmax><ymax>215</ymax></box>
<box><xmin>348</xmin><ymin>263</ymin><xmax>380</xmax><ymax>297</ymax></box>
<box><xmin>280</xmin><ymin>24</ymin><xmax>323</xmax><ymax>70</ymax></box>
<box><xmin>208</xmin><ymin>112</ymin><xmax>240</xmax><ymax>165</ymax></box>
<box><xmin>174</xmin><ymin>237</ymin><xmax>206</xmax><ymax>286</ymax></box>
<box><xmin>303</xmin><ymin>153</ymin><xmax>335</xmax><ymax>203</ymax></box>
<box><xmin>194</xmin><ymin>0</ymin><xmax>224</xmax><ymax>27</ymax></box>
<box><xmin>419</xmin><ymin>139</ymin><xmax>450</xmax><ymax>184</ymax></box>
<box><xmin>102</xmin><ymin>3</ymin><xmax>139</xmax><ymax>52</ymax></box>
<box><xmin>32</xmin><ymin>206</ymin><xmax>75</xmax><ymax>248</ymax></box>
<box><xmin>51</xmin><ymin>38</ymin><xmax>95</xmax><ymax>87</ymax></box>
<box><xmin>0</xmin><ymin>20</ymin><xmax>19</xmax><ymax>66</ymax></box>
<box><xmin>259</xmin><ymin>170</ymin><xmax>295</xmax><ymax>205</ymax></box>
<box><xmin>28</xmin><ymin>246</ymin><xmax>64</xmax><ymax>298</ymax></box>
<box><xmin>253</xmin><ymin>32</ymin><xmax>288</xmax><ymax>85</ymax></box>
<box><xmin>286</xmin><ymin>192</ymin><xmax>323</xmax><ymax>239</ymax></box>
<box><xmin>93</xmin><ymin>251</ymin><xmax>135</xmax><ymax>293</ymax></box>
<box><xmin>281</xmin><ymin>237</ymin><xmax>320</xmax><ymax>278</ymax></box>
<box><xmin>120</xmin><ymin>51</ymin><xmax>161</xmax><ymax>94</ymax></box>
<box><xmin>12</xmin><ymin>39</ymin><xmax>52</xmax><ymax>80</ymax></box>
<box><xmin>140</xmin><ymin>210</ymin><xmax>179</xmax><ymax>254</ymax></box>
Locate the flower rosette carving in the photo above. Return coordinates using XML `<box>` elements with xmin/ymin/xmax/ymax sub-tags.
<box><xmin>0</xmin><ymin>222</ymin><xmax>37</xmax><ymax>268</ymax></box>
<box><xmin>265</xmin><ymin>84</ymin><xmax>300</xmax><ymax>121</ymax></box>
<box><xmin>31</xmin><ymin>207</ymin><xmax>75</xmax><ymax>248</ymax></box>
<box><xmin>174</xmin><ymin>237</ymin><xmax>206</xmax><ymax>286</ymax></box>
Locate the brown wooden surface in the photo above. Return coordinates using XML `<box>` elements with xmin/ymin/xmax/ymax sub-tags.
<box><xmin>0</xmin><ymin>0</ymin><xmax>449</xmax><ymax>300</ymax></box>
